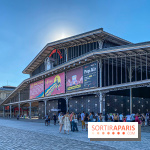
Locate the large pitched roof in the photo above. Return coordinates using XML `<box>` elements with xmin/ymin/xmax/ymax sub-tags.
<box><xmin>22</xmin><ymin>28</ymin><xmax>131</xmax><ymax>74</ymax></box>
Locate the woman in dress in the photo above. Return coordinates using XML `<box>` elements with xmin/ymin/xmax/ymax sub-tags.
<box><xmin>63</xmin><ymin>112</ymin><xmax>71</xmax><ymax>134</ymax></box>
<box><xmin>58</xmin><ymin>112</ymin><xmax>63</xmax><ymax>133</ymax></box>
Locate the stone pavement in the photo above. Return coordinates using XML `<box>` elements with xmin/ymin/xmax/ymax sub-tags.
<box><xmin>0</xmin><ymin>118</ymin><xmax>150</xmax><ymax>150</ymax></box>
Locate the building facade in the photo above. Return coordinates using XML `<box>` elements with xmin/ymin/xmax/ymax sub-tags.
<box><xmin>1</xmin><ymin>28</ymin><xmax>150</xmax><ymax>119</ymax></box>
<box><xmin>0</xmin><ymin>86</ymin><xmax>16</xmax><ymax>117</ymax></box>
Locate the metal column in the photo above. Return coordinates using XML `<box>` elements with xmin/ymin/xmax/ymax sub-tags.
<box><xmin>121</xmin><ymin>57</ymin><xmax>122</xmax><ymax>84</ymax></box>
<box><xmin>146</xmin><ymin>53</ymin><xmax>148</xmax><ymax>79</ymax></box>
<box><xmin>3</xmin><ymin>106</ymin><xmax>5</xmax><ymax>117</ymax></box>
<box><xmin>10</xmin><ymin>105</ymin><xmax>11</xmax><ymax>118</ymax></box>
<box><xmin>99</xmin><ymin>91</ymin><xmax>103</xmax><ymax>113</ymax></box>
<box><xmin>125</xmin><ymin>56</ymin><xmax>127</xmax><ymax>82</ymax></box>
<box><xmin>130</xmin><ymin>57</ymin><xmax>132</xmax><ymax>82</ymax></box>
<box><xmin>140</xmin><ymin>55</ymin><xmax>142</xmax><ymax>80</ymax></box>
<box><xmin>116</xmin><ymin>57</ymin><xmax>118</xmax><ymax>84</ymax></box>
<box><xmin>65</xmin><ymin>48</ymin><xmax>68</xmax><ymax>62</ymax></box>
<box><xmin>135</xmin><ymin>55</ymin><xmax>137</xmax><ymax>81</ymax></box>
<box><xmin>99</xmin><ymin>59</ymin><xmax>102</xmax><ymax>88</ymax></box>
<box><xmin>104</xmin><ymin>59</ymin><xmax>106</xmax><ymax>86</ymax></box>
<box><xmin>108</xmin><ymin>58</ymin><xmax>109</xmax><ymax>86</ymax></box>
<box><xmin>18</xmin><ymin>92</ymin><xmax>20</xmax><ymax>117</ymax></box>
<box><xmin>112</xmin><ymin>58</ymin><xmax>113</xmax><ymax>85</ymax></box>
<box><xmin>18</xmin><ymin>103</ymin><xmax>20</xmax><ymax>117</ymax></box>
<box><xmin>66</xmin><ymin>97</ymin><xmax>69</xmax><ymax>113</ymax></box>
<box><xmin>44</xmin><ymin>100</ymin><xmax>47</xmax><ymax>116</ymax></box>
<box><xmin>29</xmin><ymin>102</ymin><xmax>31</xmax><ymax>119</ymax></box>
<box><xmin>130</xmin><ymin>88</ymin><xmax>132</xmax><ymax>114</ymax></box>
<box><xmin>102</xmin><ymin>93</ymin><xmax>105</xmax><ymax>115</ymax></box>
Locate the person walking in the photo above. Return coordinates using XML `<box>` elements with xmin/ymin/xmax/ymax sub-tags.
<box><xmin>89</xmin><ymin>112</ymin><xmax>93</xmax><ymax>122</ymax></box>
<box><xmin>48</xmin><ymin>116</ymin><xmax>50</xmax><ymax>126</ymax></box>
<box><xmin>114</xmin><ymin>113</ymin><xmax>119</xmax><ymax>122</ymax></box>
<box><xmin>84</xmin><ymin>113</ymin><xmax>89</xmax><ymax>131</ymax></box>
<box><xmin>77</xmin><ymin>113</ymin><xmax>80</xmax><ymax>123</ymax></box>
<box><xmin>135</xmin><ymin>113</ymin><xmax>141</xmax><ymax>124</ymax></box>
<box><xmin>131</xmin><ymin>113</ymin><xmax>135</xmax><ymax>122</ymax></box>
<box><xmin>126</xmin><ymin>114</ymin><xmax>131</xmax><ymax>122</ymax></box>
<box><xmin>70</xmin><ymin>112</ymin><xmax>73</xmax><ymax>131</ymax></box>
<box><xmin>45</xmin><ymin>113</ymin><xmax>49</xmax><ymax>126</ymax></box>
<box><xmin>97</xmin><ymin>113</ymin><xmax>102</xmax><ymax>122</ymax></box>
<box><xmin>53</xmin><ymin>113</ymin><xmax>57</xmax><ymax>125</ymax></box>
<box><xmin>58</xmin><ymin>112</ymin><xmax>63</xmax><ymax>133</ymax></box>
<box><xmin>105</xmin><ymin>114</ymin><xmax>108</xmax><ymax>122</ymax></box>
<box><xmin>141</xmin><ymin>113</ymin><xmax>145</xmax><ymax>126</ymax></box>
<box><xmin>74</xmin><ymin>113</ymin><xmax>78</xmax><ymax>131</ymax></box>
<box><xmin>146</xmin><ymin>113</ymin><xmax>149</xmax><ymax>126</ymax></box>
<box><xmin>63</xmin><ymin>112</ymin><xmax>71</xmax><ymax>134</ymax></box>
<box><xmin>71</xmin><ymin>112</ymin><xmax>75</xmax><ymax>132</ymax></box>
<box><xmin>119</xmin><ymin>113</ymin><xmax>123</xmax><ymax>122</ymax></box>
<box><xmin>81</xmin><ymin>111</ymin><xmax>85</xmax><ymax>131</ymax></box>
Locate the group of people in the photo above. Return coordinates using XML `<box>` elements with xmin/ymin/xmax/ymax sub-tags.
<box><xmin>45</xmin><ymin>111</ymin><xmax>150</xmax><ymax>134</ymax></box>
<box><xmin>107</xmin><ymin>113</ymin><xmax>150</xmax><ymax>126</ymax></box>
<box><xmin>80</xmin><ymin>112</ymin><xmax>150</xmax><ymax>126</ymax></box>
<box><xmin>45</xmin><ymin>112</ymin><xmax>79</xmax><ymax>134</ymax></box>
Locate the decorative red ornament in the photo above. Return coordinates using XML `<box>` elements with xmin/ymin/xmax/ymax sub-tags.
<box><xmin>49</xmin><ymin>49</ymin><xmax>63</xmax><ymax>59</ymax></box>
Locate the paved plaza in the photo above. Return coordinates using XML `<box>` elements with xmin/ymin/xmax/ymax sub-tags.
<box><xmin>0</xmin><ymin>118</ymin><xmax>150</xmax><ymax>150</ymax></box>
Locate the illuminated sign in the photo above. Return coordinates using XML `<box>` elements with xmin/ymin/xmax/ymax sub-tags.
<box><xmin>49</xmin><ymin>49</ymin><xmax>62</xmax><ymax>59</ymax></box>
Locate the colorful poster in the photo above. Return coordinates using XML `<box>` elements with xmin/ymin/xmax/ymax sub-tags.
<box><xmin>30</xmin><ymin>80</ymin><xmax>44</xmax><ymax>99</ymax></box>
<box><xmin>45</xmin><ymin>72</ymin><xmax>65</xmax><ymax>96</ymax></box>
<box><xmin>83</xmin><ymin>61</ymin><xmax>98</xmax><ymax>88</ymax></box>
<box><xmin>66</xmin><ymin>61</ymin><xmax>98</xmax><ymax>92</ymax></box>
<box><xmin>66</xmin><ymin>67</ymin><xmax>83</xmax><ymax>92</ymax></box>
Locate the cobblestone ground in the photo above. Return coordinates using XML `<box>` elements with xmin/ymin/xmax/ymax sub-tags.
<box><xmin>0</xmin><ymin>118</ymin><xmax>150</xmax><ymax>150</ymax></box>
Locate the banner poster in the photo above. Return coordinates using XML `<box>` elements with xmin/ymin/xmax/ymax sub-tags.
<box><xmin>66</xmin><ymin>66</ymin><xmax>83</xmax><ymax>92</ymax></box>
<box><xmin>30</xmin><ymin>80</ymin><xmax>44</xmax><ymax>99</ymax></box>
<box><xmin>83</xmin><ymin>61</ymin><xmax>98</xmax><ymax>88</ymax></box>
<box><xmin>45</xmin><ymin>72</ymin><xmax>65</xmax><ymax>96</ymax></box>
<box><xmin>66</xmin><ymin>61</ymin><xmax>98</xmax><ymax>92</ymax></box>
